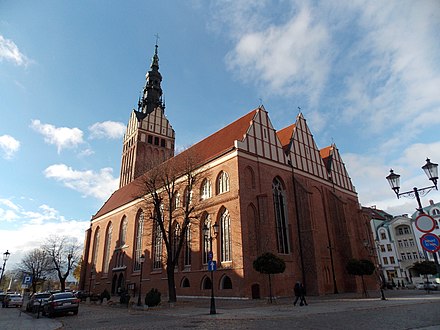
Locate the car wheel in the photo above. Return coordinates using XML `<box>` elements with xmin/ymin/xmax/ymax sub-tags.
<box><xmin>42</xmin><ymin>309</ymin><xmax>46</xmax><ymax>316</ymax></box>
<box><xmin>73</xmin><ymin>309</ymin><xmax>78</xmax><ymax>315</ymax></box>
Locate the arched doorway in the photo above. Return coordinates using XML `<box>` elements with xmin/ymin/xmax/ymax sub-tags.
<box><xmin>251</xmin><ymin>284</ymin><xmax>260</xmax><ymax>299</ymax></box>
<box><xmin>111</xmin><ymin>274</ymin><xmax>117</xmax><ymax>294</ymax></box>
<box><xmin>117</xmin><ymin>273</ymin><xmax>125</xmax><ymax>294</ymax></box>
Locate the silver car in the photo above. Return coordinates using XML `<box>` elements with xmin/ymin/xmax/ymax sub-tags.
<box><xmin>26</xmin><ymin>292</ymin><xmax>51</xmax><ymax>312</ymax></box>
<box><xmin>416</xmin><ymin>281</ymin><xmax>438</xmax><ymax>290</ymax></box>
<box><xmin>3</xmin><ymin>293</ymin><xmax>23</xmax><ymax>308</ymax></box>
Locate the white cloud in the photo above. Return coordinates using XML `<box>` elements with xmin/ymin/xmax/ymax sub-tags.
<box><xmin>44</xmin><ymin>164</ymin><xmax>119</xmax><ymax>201</ymax></box>
<box><xmin>0</xmin><ymin>134</ymin><xmax>20</xmax><ymax>159</ymax></box>
<box><xmin>0</xmin><ymin>219</ymin><xmax>88</xmax><ymax>269</ymax></box>
<box><xmin>339</xmin><ymin>1</ymin><xmax>440</xmax><ymax>146</ymax></box>
<box><xmin>225</xmin><ymin>4</ymin><xmax>331</xmax><ymax>104</ymax></box>
<box><xmin>22</xmin><ymin>204</ymin><xmax>64</xmax><ymax>225</ymax></box>
<box><xmin>0</xmin><ymin>35</ymin><xmax>29</xmax><ymax>66</ymax></box>
<box><xmin>30</xmin><ymin>120</ymin><xmax>84</xmax><ymax>153</ymax></box>
<box><xmin>89</xmin><ymin>121</ymin><xmax>126</xmax><ymax>139</ymax></box>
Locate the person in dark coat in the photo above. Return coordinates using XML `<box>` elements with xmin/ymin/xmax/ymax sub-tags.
<box><xmin>299</xmin><ymin>283</ymin><xmax>308</xmax><ymax>306</ymax></box>
<box><xmin>293</xmin><ymin>282</ymin><xmax>301</xmax><ymax>306</ymax></box>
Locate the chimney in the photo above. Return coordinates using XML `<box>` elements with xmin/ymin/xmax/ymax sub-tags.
<box><xmin>429</xmin><ymin>200</ymin><xmax>434</xmax><ymax>205</ymax></box>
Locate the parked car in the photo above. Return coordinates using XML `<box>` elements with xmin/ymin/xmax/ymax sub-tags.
<box><xmin>416</xmin><ymin>281</ymin><xmax>439</xmax><ymax>290</ymax></box>
<box><xmin>3</xmin><ymin>293</ymin><xmax>23</xmax><ymax>308</ymax></box>
<box><xmin>74</xmin><ymin>290</ymin><xmax>89</xmax><ymax>301</ymax></box>
<box><xmin>42</xmin><ymin>292</ymin><xmax>80</xmax><ymax>317</ymax></box>
<box><xmin>0</xmin><ymin>293</ymin><xmax>7</xmax><ymax>307</ymax></box>
<box><xmin>26</xmin><ymin>292</ymin><xmax>51</xmax><ymax>313</ymax></box>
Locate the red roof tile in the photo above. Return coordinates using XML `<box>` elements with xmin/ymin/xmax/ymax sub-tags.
<box><xmin>277</xmin><ymin>124</ymin><xmax>295</xmax><ymax>150</ymax></box>
<box><xmin>92</xmin><ymin>108</ymin><xmax>259</xmax><ymax>220</ymax></box>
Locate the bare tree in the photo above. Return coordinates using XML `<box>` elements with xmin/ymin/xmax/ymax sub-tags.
<box><xmin>18</xmin><ymin>248</ymin><xmax>52</xmax><ymax>293</ymax></box>
<box><xmin>136</xmin><ymin>152</ymin><xmax>200</xmax><ymax>303</ymax></box>
<box><xmin>43</xmin><ymin>235</ymin><xmax>81</xmax><ymax>291</ymax></box>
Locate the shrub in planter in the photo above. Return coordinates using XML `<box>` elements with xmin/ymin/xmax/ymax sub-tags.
<box><xmin>100</xmin><ymin>289</ymin><xmax>111</xmax><ymax>303</ymax></box>
<box><xmin>144</xmin><ymin>288</ymin><xmax>161</xmax><ymax>307</ymax></box>
<box><xmin>119</xmin><ymin>290</ymin><xmax>130</xmax><ymax>305</ymax></box>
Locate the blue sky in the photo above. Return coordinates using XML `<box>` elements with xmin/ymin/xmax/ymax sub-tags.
<box><xmin>1</xmin><ymin>0</ymin><xmax>440</xmax><ymax>268</ymax></box>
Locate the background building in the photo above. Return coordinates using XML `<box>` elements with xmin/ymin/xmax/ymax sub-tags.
<box><xmin>79</xmin><ymin>46</ymin><xmax>374</xmax><ymax>300</ymax></box>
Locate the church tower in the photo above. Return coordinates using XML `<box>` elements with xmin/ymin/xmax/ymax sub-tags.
<box><xmin>119</xmin><ymin>44</ymin><xmax>175</xmax><ymax>188</ymax></box>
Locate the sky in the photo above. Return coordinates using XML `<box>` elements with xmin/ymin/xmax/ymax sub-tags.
<box><xmin>1</xmin><ymin>0</ymin><xmax>440</xmax><ymax>269</ymax></box>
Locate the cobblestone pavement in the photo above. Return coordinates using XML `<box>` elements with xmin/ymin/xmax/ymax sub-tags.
<box><xmin>2</xmin><ymin>290</ymin><xmax>440</xmax><ymax>329</ymax></box>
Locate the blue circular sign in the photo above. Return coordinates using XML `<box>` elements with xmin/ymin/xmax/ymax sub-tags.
<box><xmin>420</xmin><ymin>233</ymin><xmax>440</xmax><ymax>253</ymax></box>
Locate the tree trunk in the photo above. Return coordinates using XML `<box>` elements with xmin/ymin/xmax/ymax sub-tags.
<box><xmin>167</xmin><ymin>263</ymin><xmax>177</xmax><ymax>303</ymax></box>
<box><xmin>268</xmin><ymin>274</ymin><xmax>273</xmax><ymax>303</ymax></box>
<box><xmin>361</xmin><ymin>275</ymin><xmax>368</xmax><ymax>298</ymax></box>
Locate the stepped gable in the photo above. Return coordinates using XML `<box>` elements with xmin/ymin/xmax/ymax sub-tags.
<box><xmin>287</xmin><ymin>113</ymin><xmax>328</xmax><ymax>180</ymax></box>
<box><xmin>235</xmin><ymin>107</ymin><xmax>287</xmax><ymax>163</ymax></box>
<box><xmin>93</xmin><ymin>108</ymin><xmax>259</xmax><ymax>220</ymax></box>
<box><xmin>322</xmin><ymin>144</ymin><xmax>355</xmax><ymax>192</ymax></box>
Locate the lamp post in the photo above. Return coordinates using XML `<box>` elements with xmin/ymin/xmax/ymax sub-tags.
<box><xmin>0</xmin><ymin>250</ymin><xmax>10</xmax><ymax>286</ymax></box>
<box><xmin>137</xmin><ymin>254</ymin><xmax>145</xmax><ymax>306</ymax></box>
<box><xmin>203</xmin><ymin>222</ymin><xmax>219</xmax><ymax>315</ymax></box>
<box><xmin>89</xmin><ymin>267</ymin><xmax>94</xmax><ymax>297</ymax></box>
<box><xmin>386</xmin><ymin>158</ymin><xmax>439</xmax><ymax>275</ymax></box>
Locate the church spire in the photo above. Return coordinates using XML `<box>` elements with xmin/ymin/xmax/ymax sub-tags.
<box><xmin>139</xmin><ymin>40</ymin><xmax>163</xmax><ymax>115</ymax></box>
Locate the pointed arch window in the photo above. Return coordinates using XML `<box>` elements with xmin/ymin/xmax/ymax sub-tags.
<box><xmin>184</xmin><ymin>224</ymin><xmax>192</xmax><ymax>267</ymax></box>
<box><xmin>273</xmin><ymin>177</ymin><xmax>290</xmax><ymax>254</ymax></box>
<box><xmin>183</xmin><ymin>186</ymin><xmax>193</xmax><ymax>206</ymax></box>
<box><xmin>92</xmin><ymin>227</ymin><xmax>100</xmax><ymax>269</ymax></box>
<box><xmin>200</xmin><ymin>179</ymin><xmax>212</xmax><ymax>200</ymax></box>
<box><xmin>103</xmin><ymin>223</ymin><xmax>113</xmax><ymax>274</ymax></box>
<box><xmin>217</xmin><ymin>171</ymin><xmax>230</xmax><ymax>194</ymax></box>
<box><xmin>119</xmin><ymin>216</ymin><xmax>128</xmax><ymax>247</ymax></box>
<box><xmin>134</xmin><ymin>211</ymin><xmax>144</xmax><ymax>271</ymax></box>
<box><xmin>220</xmin><ymin>208</ymin><xmax>232</xmax><ymax>262</ymax></box>
<box><xmin>172</xmin><ymin>192</ymin><xmax>181</xmax><ymax>211</ymax></box>
<box><xmin>153</xmin><ymin>219</ymin><xmax>163</xmax><ymax>270</ymax></box>
<box><xmin>202</xmin><ymin>213</ymin><xmax>211</xmax><ymax>265</ymax></box>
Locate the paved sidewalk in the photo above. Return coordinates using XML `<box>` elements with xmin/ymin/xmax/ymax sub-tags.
<box><xmin>102</xmin><ymin>288</ymin><xmax>440</xmax><ymax>319</ymax></box>
<box><xmin>0</xmin><ymin>307</ymin><xmax>62</xmax><ymax>330</ymax></box>
<box><xmin>148</xmin><ymin>289</ymin><xmax>440</xmax><ymax>319</ymax></box>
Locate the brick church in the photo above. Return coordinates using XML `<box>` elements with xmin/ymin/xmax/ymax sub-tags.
<box><xmin>79</xmin><ymin>44</ymin><xmax>373</xmax><ymax>300</ymax></box>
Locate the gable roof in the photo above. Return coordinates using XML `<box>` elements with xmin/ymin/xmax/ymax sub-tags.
<box><xmin>277</xmin><ymin>124</ymin><xmax>295</xmax><ymax>151</ymax></box>
<box><xmin>92</xmin><ymin>108</ymin><xmax>259</xmax><ymax>220</ymax></box>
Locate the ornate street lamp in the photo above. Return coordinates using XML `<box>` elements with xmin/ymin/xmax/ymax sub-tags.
<box><xmin>137</xmin><ymin>254</ymin><xmax>145</xmax><ymax>306</ymax></box>
<box><xmin>386</xmin><ymin>158</ymin><xmax>438</xmax><ymax>211</ymax></box>
<box><xmin>386</xmin><ymin>158</ymin><xmax>439</xmax><ymax>274</ymax></box>
<box><xmin>0</xmin><ymin>250</ymin><xmax>10</xmax><ymax>286</ymax></box>
<box><xmin>203</xmin><ymin>222</ymin><xmax>219</xmax><ymax>315</ymax></box>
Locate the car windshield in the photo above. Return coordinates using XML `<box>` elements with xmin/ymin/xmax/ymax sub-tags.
<box><xmin>54</xmin><ymin>293</ymin><xmax>74</xmax><ymax>299</ymax></box>
<box><xmin>9</xmin><ymin>294</ymin><xmax>21</xmax><ymax>298</ymax></box>
<box><xmin>35</xmin><ymin>293</ymin><xmax>51</xmax><ymax>298</ymax></box>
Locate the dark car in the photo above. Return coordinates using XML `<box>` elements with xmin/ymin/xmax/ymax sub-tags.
<box><xmin>26</xmin><ymin>292</ymin><xmax>51</xmax><ymax>312</ymax></box>
<box><xmin>42</xmin><ymin>292</ymin><xmax>80</xmax><ymax>317</ymax></box>
<box><xmin>74</xmin><ymin>290</ymin><xmax>89</xmax><ymax>301</ymax></box>
<box><xmin>0</xmin><ymin>293</ymin><xmax>7</xmax><ymax>307</ymax></box>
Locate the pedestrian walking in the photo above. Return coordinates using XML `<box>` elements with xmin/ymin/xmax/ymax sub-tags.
<box><xmin>299</xmin><ymin>282</ymin><xmax>308</xmax><ymax>306</ymax></box>
<box><xmin>293</xmin><ymin>282</ymin><xmax>301</xmax><ymax>306</ymax></box>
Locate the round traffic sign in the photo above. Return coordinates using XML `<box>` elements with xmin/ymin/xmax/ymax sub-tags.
<box><xmin>415</xmin><ymin>214</ymin><xmax>436</xmax><ymax>233</ymax></box>
<box><xmin>420</xmin><ymin>233</ymin><xmax>440</xmax><ymax>253</ymax></box>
